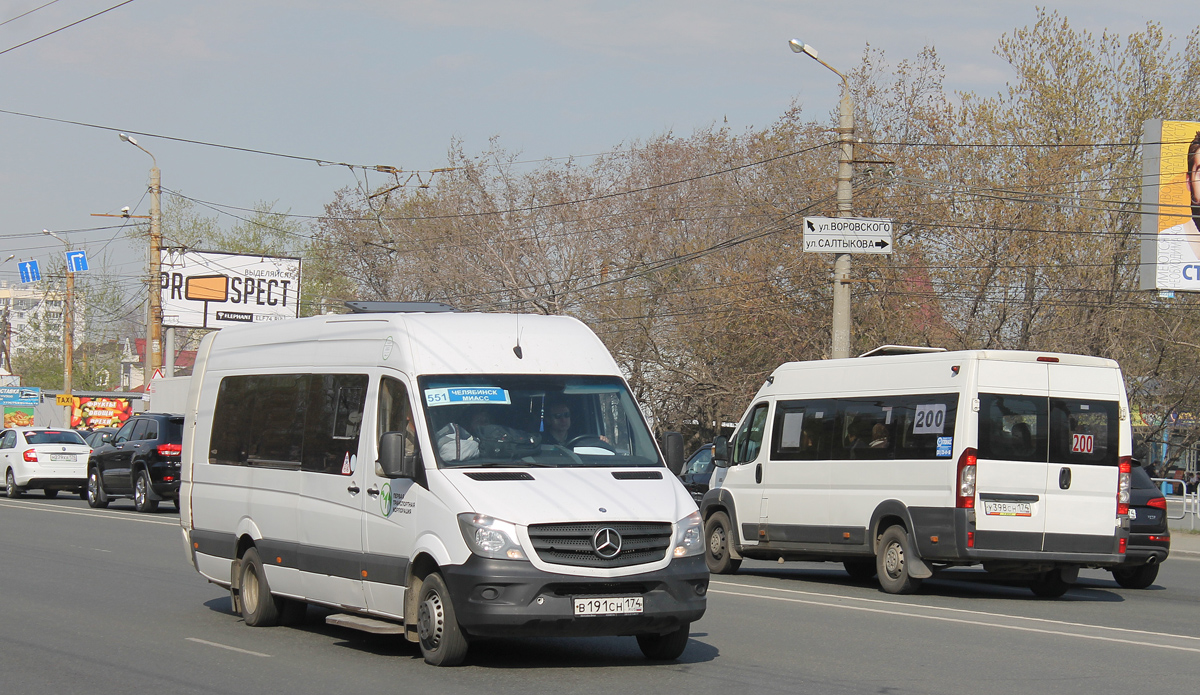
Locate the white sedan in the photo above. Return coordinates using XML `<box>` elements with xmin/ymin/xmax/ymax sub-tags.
<box><xmin>1</xmin><ymin>427</ymin><xmax>91</xmax><ymax>499</ymax></box>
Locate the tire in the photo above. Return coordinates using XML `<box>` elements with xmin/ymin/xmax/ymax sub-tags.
<box><xmin>1030</xmin><ymin>569</ymin><xmax>1072</xmax><ymax>598</ymax></box>
<box><xmin>87</xmin><ymin>469</ymin><xmax>109</xmax><ymax>508</ymax></box>
<box><xmin>1111</xmin><ymin>563</ymin><xmax>1159</xmax><ymax>590</ymax></box>
<box><xmin>133</xmin><ymin>469</ymin><xmax>159</xmax><ymax>513</ymax></box>
<box><xmin>844</xmin><ymin>559</ymin><xmax>877</xmax><ymax>581</ymax></box>
<box><xmin>704</xmin><ymin>511</ymin><xmax>742</xmax><ymax>574</ymax></box>
<box><xmin>6</xmin><ymin>469</ymin><xmax>23</xmax><ymax>498</ymax></box>
<box><xmin>43</xmin><ymin>489</ymin><xmax>59</xmax><ymax>499</ymax></box>
<box><xmin>637</xmin><ymin>623</ymin><xmax>691</xmax><ymax>661</ymax></box>
<box><xmin>239</xmin><ymin>548</ymin><xmax>282</xmax><ymax>627</ymax></box>
<box><xmin>78</xmin><ymin>489</ymin><xmax>88</xmax><ymax>501</ymax></box>
<box><xmin>172</xmin><ymin>498</ymin><xmax>181</xmax><ymax>511</ymax></box>
<box><xmin>417</xmin><ymin>572</ymin><xmax>469</xmax><ymax>666</ymax></box>
<box><xmin>876</xmin><ymin>526</ymin><xmax>921</xmax><ymax>594</ymax></box>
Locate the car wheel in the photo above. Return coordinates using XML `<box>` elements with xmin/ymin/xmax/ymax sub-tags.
<box><xmin>704</xmin><ymin>511</ymin><xmax>742</xmax><ymax>574</ymax></box>
<box><xmin>5</xmin><ymin>469</ymin><xmax>23</xmax><ymax>498</ymax></box>
<box><xmin>876</xmin><ymin>526</ymin><xmax>922</xmax><ymax>594</ymax></box>
<box><xmin>43</xmin><ymin>489</ymin><xmax>59</xmax><ymax>499</ymax></box>
<box><xmin>637</xmin><ymin>623</ymin><xmax>691</xmax><ymax>661</ymax></box>
<box><xmin>87</xmin><ymin>469</ymin><xmax>109</xmax><ymax>508</ymax></box>
<box><xmin>239</xmin><ymin>548</ymin><xmax>282</xmax><ymax>627</ymax></box>
<box><xmin>844</xmin><ymin>559</ymin><xmax>877</xmax><ymax>581</ymax></box>
<box><xmin>1030</xmin><ymin>568</ymin><xmax>1072</xmax><ymax>598</ymax></box>
<box><xmin>417</xmin><ymin>572</ymin><xmax>469</xmax><ymax>666</ymax></box>
<box><xmin>1111</xmin><ymin>562</ymin><xmax>1160</xmax><ymax>590</ymax></box>
<box><xmin>133</xmin><ymin>470</ymin><xmax>159</xmax><ymax>512</ymax></box>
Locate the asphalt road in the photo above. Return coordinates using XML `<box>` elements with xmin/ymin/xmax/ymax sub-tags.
<box><xmin>2</xmin><ymin>495</ymin><xmax>1198</xmax><ymax>695</ymax></box>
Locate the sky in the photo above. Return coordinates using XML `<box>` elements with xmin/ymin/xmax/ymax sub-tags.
<box><xmin>1</xmin><ymin>0</ymin><xmax>1196</xmax><ymax>296</ymax></box>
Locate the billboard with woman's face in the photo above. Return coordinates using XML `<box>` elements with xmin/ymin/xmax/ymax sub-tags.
<box><xmin>1140</xmin><ymin>119</ymin><xmax>1200</xmax><ymax>291</ymax></box>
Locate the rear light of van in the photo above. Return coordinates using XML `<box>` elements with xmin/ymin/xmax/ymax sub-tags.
<box><xmin>1117</xmin><ymin>457</ymin><xmax>1131</xmax><ymax>516</ymax></box>
<box><xmin>23</xmin><ymin>449</ymin><xmax>38</xmax><ymax>462</ymax></box>
<box><xmin>157</xmin><ymin>443</ymin><xmax>182</xmax><ymax>457</ymax></box>
<box><xmin>1147</xmin><ymin>497</ymin><xmax>1167</xmax><ymax>510</ymax></box>
<box><xmin>956</xmin><ymin>447</ymin><xmax>977</xmax><ymax>508</ymax></box>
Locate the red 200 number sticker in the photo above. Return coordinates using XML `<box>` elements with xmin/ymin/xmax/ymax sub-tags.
<box><xmin>1071</xmin><ymin>433</ymin><xmax>1094</xmax><ymax>454</ymax></box>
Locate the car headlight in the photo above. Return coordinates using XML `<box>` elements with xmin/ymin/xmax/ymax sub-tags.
<box><xmin>457</xmin><ymin>513</ymin><xmax>526</xmax><ymax>560</ymax></box>
<box><xmin>673</xmin><ymin>510</ymin><xmax>703</xmax><ymax>558</ymax></box>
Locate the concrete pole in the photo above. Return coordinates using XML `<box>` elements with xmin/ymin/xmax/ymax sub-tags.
<box><xmin>146</xmin><ymin>165</ymin><xmax>163</xmax><ymax>385</ymax></box>
<box><xmin>64</xmin><ymin>264</ymin><xmax>74</xmax><ymax>425</ymax></box>
<box><xmin>831</xmin><ymin>87</ymin><xmax>854</xmax><ymax>359</ymax></box>
<box><xmin>165</xmin><ymin>326</ymin><xmax>175</xmax><ymax>378</ymax></box>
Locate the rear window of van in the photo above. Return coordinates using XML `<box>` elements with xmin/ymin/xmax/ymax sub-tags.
<box><xmin>978</xmin><ymin>394</ymin><xmax>1119</xmax><ymax>465</ymax></box>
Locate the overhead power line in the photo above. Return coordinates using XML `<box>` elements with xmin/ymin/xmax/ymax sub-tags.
<box><xmin>0</xmin><ymin>0</ymin><xmax>63</xmax><ymax>28</ymax></box>
<box><xmin>0</xmin><ymin>0</ymin><xmax>137</xmax><ymax>58</ymax></box>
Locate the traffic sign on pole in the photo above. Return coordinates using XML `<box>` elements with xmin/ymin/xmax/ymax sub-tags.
<box><xmin>66</xmin><ymin>250</ymin><xmax>89</xmax><ymax>273</ymax></box>
<box><xmin>18</xmin><ymin>260</ymin><xmax>41</xmax><ymax>283</ymax></box>
<box><xmin>803</xmin><ymin>217</ymin><xmax>893</xmax><ymax>255</ymax></box>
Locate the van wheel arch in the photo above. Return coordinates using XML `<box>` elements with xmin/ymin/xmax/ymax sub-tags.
<box><xmin>699</xmin><ymin>489</ymin><xmax>743</xmax><ymax>559</ymax></box>
<box><xmin>869</xmin><ymin>501</ymin><xmax>915</xmax><ymax>553</ymax></box>
<box><xmin>405</xmin><ymin>553</ymin><xmax>440</xmax><ymax>642</ymax></box>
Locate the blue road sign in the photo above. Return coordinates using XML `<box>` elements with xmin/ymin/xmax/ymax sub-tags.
<box><xmin>18</xmin><ymin>260</ymin><xmax>41</xmax><ymax>283</ymax></box>
<box><xmin>66</xmin><ymin>250</ymin><xmax>89</xmax><ymax>273</ymax></box>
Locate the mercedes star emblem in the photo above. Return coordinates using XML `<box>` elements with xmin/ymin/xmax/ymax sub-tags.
<box><xmin>592</xmin><ymin>527</ymin><xmax>622</xmax><ymax>559</ymax></box>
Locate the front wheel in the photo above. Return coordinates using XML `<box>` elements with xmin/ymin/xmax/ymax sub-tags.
<box><xmin>417</xmin><ymin>572</ymin><xmax>469</xmax><ymax>666</ymax></box>
<box><xmin>133</xmin><ymin>470</ymin><xmax>159</xmax><ymax>512</ymax></box>
<box><xmin>704</xmin><ymin>512</ymin><xmax>742</xmax><ymax>574</ymax></box>
<box><xmin>5</xmin><ymin>469</ymin><xmax>23</xmax><ymax>498</ymax></box>
<box><xmin>637</xmin><ymin>623</ymin><xmax>691</xmax><ymax>660</ymax></box>
<box><xmin>239</xmin><ymin>548</ymin><xmax>282</xmax><ymax>626</ymax></box>
<box><xmin>876</xmin><ymin>526</ymin><xmax>921</xmax><ymax>595</ymax></box>
<box><xmin>1111</xmin><ymin>563</ymin><xmax>1159</xmax><ymax>590</ymax></box>
<box><xmin>87</xmin><ymin>469</ymin><xmax>109</xmax><ymax>508</ymax></box>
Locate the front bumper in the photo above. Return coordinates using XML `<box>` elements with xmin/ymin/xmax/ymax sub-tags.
<box><xmin>440</xmin><ymin>555</ymin><xmax>708</xmax><ymax>638</ymax></box>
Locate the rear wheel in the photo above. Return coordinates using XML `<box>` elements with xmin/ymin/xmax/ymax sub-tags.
<box><xmin>1111</xmin><ymin>563</ymin><xmax>1159</xmax><ymax>590</ymax></box>
<box><xmin>844</xmin><ymin>559</ymin><xmax>877</xmax><ymax>581</ymax></box>
<box><xmin>417</xmin><ymin>572</ymin><xmax>469</xmax><ymax>666</ymax></box>
<box><xmin>1030</xmin><ymin>569</ymin><xmax>1072</xmax><ymax>598</ymax></box>
<box><xmin>133</xmin><ymin>470</ymin><xmax>158</xmax><ymax>512</ymax></box>
<box><xmin>87</xmin><ymin>469</ymin><xmax>109</xmax><ymax>508</ymax></box>
<box><xmin>637</xmin><ymin>623</ymin><xmax>691</xmax><ymax>661</ymax></box>
<box><xmin>43</xmin><ymin>489</ymin><xmax>59</xmax><ymax>499</ymax></box>
<box><xmin>876</xmin><ymin>526</ymin><xmax>921</xmax><ymax>594</ymax></box>
<box><xmin>5</xmin><ymin>469</ymin><xmax>23</xmax><ymax>498</ymax></box>
<box><xmin>704</xmin><ymin>512</ymin><xmax>742</xmax><ymax>574</ymax></box>
<box><xmin>239</xmin><ymin>548</ymin><xmax>282</xmax><ymax>627</ymax></box>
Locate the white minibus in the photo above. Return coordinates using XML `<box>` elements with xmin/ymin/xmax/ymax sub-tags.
<box><xmin>180</xmin><ymin>304</ymin><xmax>706</xmax><ymax>665</ymax></box>
<box><xmin>702</xmin><ymin>347</ymin><xmax>1132</xmax><ymax>597</ymax></box>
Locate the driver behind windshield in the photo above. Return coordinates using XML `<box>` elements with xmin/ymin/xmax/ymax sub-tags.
<box><xmin>544</xmin><ymin>401</ymin><xmax>572</xmax><ymax>447</ymax></box>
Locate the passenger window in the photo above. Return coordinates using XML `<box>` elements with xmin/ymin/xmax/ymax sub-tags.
<box><xmin>130</xmin><ymin>419</ymin><xmax>150</xmax><ymax>442</ymax></box>
<box><xmin>114</xmin><ymin>420</ymin><xmax>136</xmax><ymax>444</ymax></box>
<box><xmin>977</xmin><ymin>394</ymin><xmax>1048</xmax><ymax>462</ymax></box>
<box><xmin>771</xmin><ymin>400</ymin><xmax>834</xmax><ymax>460</ymax></box>
<box><xmin>0</xmin><ymin>431</ymin><xmax>13</xmax><ymax>449</ymax></box>
<box><xmin>684</xmin><ymin>448</ymin><xmax>713</xmax><ymax>475</ymax></box>
<box><xmin>209</xmin><ymin>374</ymin><xmax>309</xmax><ymax>468</ymax></box>
<box><xmin>1049</xmin><ymin>398</ymin><xmax>1118</xmax><ymax>466</ymax></box>
<box><xmin>836</xmin><ymin>399</ymin><xmax>894</xmax><ymax>460</ymax></box>
<box><xmin>377</xmin><ymin>376</ymin><xmax>418</xmax><ymax>474</ymax></box>
<box><xmin>890</xmin><ymin>395</ymin><xmax>959</xmax><ymax>459</ymax></box>
<box><xmin>302</xmin><ymin>375</ymin><xmax>369</xmax><ymax>475</ymax></box>
<box><xmin>732</xmin><ymin>403</ymin><xmax>769</xmax><ymax>465</ymax></box>
<box><xmin>142</xmin><ymin>421</ymin><xmax>159</xmax><ymax>440</ymax></box>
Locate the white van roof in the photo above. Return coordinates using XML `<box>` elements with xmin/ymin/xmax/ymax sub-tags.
<box><xmin>203</xmin><ymin>312</ymin><xmax>622</xmax><ymax>377</ymax></box>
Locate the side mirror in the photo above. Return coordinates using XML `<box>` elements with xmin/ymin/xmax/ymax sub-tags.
<box><xmin>712</xmin><ymin>436</ymin><xmax>730</xmax><ymax>468</ymax></box>
<box><xmin>101</xmin><ymin>433</ymin><xmax>114</xmax><ymax>444</ymax></box>
<box><xmin>378</xmin><ymin>431</ymin><xmax>419</xmax><ymax>479</ymax></box>
<box><xmin>662</xmin><ymin>431</ymin><xmax>685</xmax><ymax>475</ymax></box>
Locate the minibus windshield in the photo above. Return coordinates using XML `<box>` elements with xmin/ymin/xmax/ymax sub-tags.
<box><xmin>418</xmin><ymin>375</ymin><xmax>662</xmax><ymax>469</ymax></box>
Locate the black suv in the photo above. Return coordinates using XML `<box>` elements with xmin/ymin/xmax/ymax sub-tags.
<box><xmin>86</xmin><ymin>413</ymin><xmax>183</xmax><ymax>512</ymax></box>
<box><xmin>1110</xmin><ymin>463</ymin><xmax>1171</xmax><ymax>588</ymax></box>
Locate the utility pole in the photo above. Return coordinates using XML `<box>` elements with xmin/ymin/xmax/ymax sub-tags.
<box><xmin>43</xmin><ymin>230</ymin><xmax>73</xmax><ymax>424</ymax></box>
<box><xmin>790</xmin><ymin>39</ymin><xmax>855</xmax><ymax>359</ymax></box>
<box><xmin>119</xmin><ymin>133</ymin><xmax>163</xmax><ymax>385</ymax></box>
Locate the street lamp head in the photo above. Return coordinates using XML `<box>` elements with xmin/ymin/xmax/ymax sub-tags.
<box><xmin>119</xmin><ymin>132</ymin><xmax>138</xmax><ymax>146</ymax></box>
<box><xmin>789</xmin><ymin>38</ymin><xmax>817</xmax><ymax>59</ymax></box>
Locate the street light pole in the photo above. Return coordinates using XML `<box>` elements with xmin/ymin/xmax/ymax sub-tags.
<box><xmin>790</xmin><ymin>39</ymin><xmax>855</xmax><ymax>359</ymax></box>
<box><xmin>43</xmin><ymin>230</ymin><xmax>73</xmax><ymax>424</ymax></box>
<box><xmin>119</xmin><ymin>133</ymin><xmax>163</xmax><ymax>385</ymax></box>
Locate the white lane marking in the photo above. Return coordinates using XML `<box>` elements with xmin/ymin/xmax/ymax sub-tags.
<box><xmin>0</xmin><ymin>499</ymin><xmax>178</xmax><ymax>526</ymax></box>
<box><xmin>186</xmin><ymin>637</ymin><xmax>271</xmax><ymax>658</ymax></box>
<box><xmin>710</xmin><ymin>579</ymin><xmax>1200</xmax><ymax>643</ymax></box>
<box><xmin>1172</xmin><ymin>548</ymin><xmax>1200</xmax><ymax>556</ymax></box>
<box><xmin>709</xmin><ymin>587</ymin><xmax>1200</xmax><ymax>654</ymax></box>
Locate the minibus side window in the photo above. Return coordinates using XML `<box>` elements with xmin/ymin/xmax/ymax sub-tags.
<box><xmin>377</xmin><ymin>376</ymin><xmax>417</xmax><ymax>473</ymax></box>
<box><xmin>732</xmin><ymin>403</ymin><xmax>769</xmax><ymax>465</ymax></box>
<box><xmin>1048</xmin><ymin>398</ymin><xmax>1118</xmax><ymax>466</ymax></box>
<box><xmin>835</xmin><ymin>399</ymin><xmax>894</xmax><ymax>460</ymax></box>
<box><xmin>210</xmin><ymin>374</ymin><xmax>309</xmax><ymax>468</ymax></box>
<box><xmin>891</xmin><ymin>394</ymin><xmax>959</xmax><ymax>460</ymax></box>
<box><xmin>302</xmin><ymin>374</ymin><xmax>369</xmax><ymax>475</ymax></box>
<box><xmin>770</xmin><ymin>400</ymin><xmax>833</xmax><ymax>460</ymax></box>
<box><xmin>977</xmin><ymin>394</ymin><xmax>1048</xmax><ymax>462</ymax></box>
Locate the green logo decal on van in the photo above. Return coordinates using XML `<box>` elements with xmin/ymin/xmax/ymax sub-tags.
<box><xmin>380</xmin><ymin>483</ymin><xmax>393</xmax><ymax>516</ymax></box>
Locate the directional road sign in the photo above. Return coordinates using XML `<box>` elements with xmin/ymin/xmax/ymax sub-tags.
<box><xmin>802</xmin><ymin>217</ymin><xmax>893</xmax><ymax>255</ymax></box>
<box><xmin>66</xmin><ymin>250</ymin><xmax>89</xmax><ymax>273</ymax></box>
<box><xmin>18</xmin><ymin>260</ymin><xmax>41</xmax><ymax>283</ymax></box>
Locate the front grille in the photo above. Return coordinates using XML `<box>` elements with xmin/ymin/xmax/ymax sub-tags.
<box><xmin>547</xmin><ymin>582</ymin><xmax>650</xmax><ymax>597</ymax></box>
<box><xmin>527</xmin><ymin>521</ymin><xmax>672</xmax><ymax>568</ymax></box>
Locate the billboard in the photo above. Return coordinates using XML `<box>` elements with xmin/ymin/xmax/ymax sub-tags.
<box><xmin>1</xmin><ymin>386</ymin><xmax>40</xmax><ymax>428</ymax></box>
<box><xmin>70</xmin><ymin>396</ymin><xmax>134</xmax><ymax>429</ymax></box>
<box><xmin>160</xmin><ymin>250</ymin><xmax>302</xmax><ymax>328</ymax></box>
<box><xmin>1140</xmin><ymin>119</ymin><xmax>1200</xmax><ymax>291</ymax></box>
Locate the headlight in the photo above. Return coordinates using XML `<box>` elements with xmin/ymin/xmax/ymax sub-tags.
<box><xmin>457</xmin><ymin>513</ymin><xmax>526</xmax><ymax>560</ymax></box>
<box><xmin>673</xmin><ymin>510</ymin><xmax>703</xmax><ymax>558</ymax></box>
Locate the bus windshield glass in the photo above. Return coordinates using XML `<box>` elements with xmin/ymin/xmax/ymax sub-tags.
<box><xmin>418</xmin><ymin>375</ymin><xmax>661</xmax><ymax>469</ymax></box>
